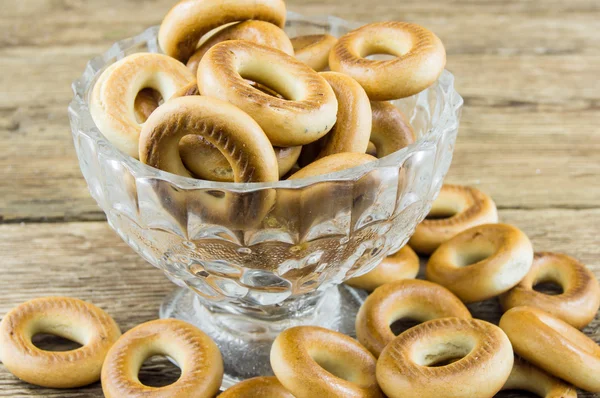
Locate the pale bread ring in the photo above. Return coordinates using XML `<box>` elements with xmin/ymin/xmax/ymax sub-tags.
<box><xmin>426</xmin><ymin>223</ymin><xmax>533</xmax><ymax>303</ymax></box>
<box><xmin>90</xmin><ymin>53</ymin><xmax>195</xmax><ymax>158</ymax></box>
<box><xmin>369</xmin><ymin>101</ymin><xmax>415</xmax><ymax>157</ymax></box>
<box><xmin>499</xmin><ymin>306</ymin><xmax>600</xmax><ymax>393</ymax></box>
<box><xmin>158</xmin><ymin>0</ymin><xmax>286</xmax><ymax>62</ymax></box>
<box><xmin>500</xmin><ymin>357</ymin><xmax>577</xmax><ymax>398</ymax></box>
<box><xmin>345</xmin><ymin>245</ymin><xmax>419</xmax><ymax>291</ymax></box>
<box><xmin>220</xmin><ymin>376</ymin><xmax>294</xmax><ymax>398</ymax></box>
<box><xmin>0</xmin><ymin>297</ymin><xmax>121</xmax><ymax>388</ymax></box>
<box><xmin>409</xmin><ymin>184</ymin><xmax>499</xmax><ymax>255</ymax></box>
<box><xmin>291</xmin><ymin>34</ymin><xmax>338</xmax><ymax>71</ymax></box>
<box><xmin>198</xmin><ymin>40</ymin><xmax>338</xmax><ymax>147</ymax></box>
<box><xmin>376</xmin><ymin>318</ymin><xmax>513</xmax><ymax>398</ymax></box>
<box><xmin>270</xmin><ymin>326</ymin><xmax>383</xmax><ymax>398</ymax></box>
<box><xmin>139</xmin><ymin>95</ymin><xmax>278</xmax><ymax>183</ymax></box>
<box><xmin>288</xmin><ymin>153</ymin><xmax>376</xmax><ymax>180</ymax></box>
<box><xmin>329</xmin><ymin>22</ymin><xmax>446</xmax><ymax>100</ymax></box>
<box><xmin>187</xmin><ymin>21</ymin><xmax>293</xmax><ymax>75</ymax></box>
<box><xmin>101</xmin><ymin>319</ymin><xmax>223</xmax><ymax>398</ymax></box>
<box><xmin>500</xmin><ymin>252</ymin><xmax>600</xmax><ymax>329</ymax></box>
<box><xmin>355</xmin><ymin>279</ymin><xmax>471</xmax><ymax>357</ymax></box>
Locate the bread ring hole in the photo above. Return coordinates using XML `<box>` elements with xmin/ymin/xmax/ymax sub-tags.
<box><xmin>495</xmin><ymin>391</ymin><xmax>539</xmax><ymax>398</ymax></box>
<box><xmin>137</xmin><ymin>355</ymin><xmax>182</xmax><ymax>388</ymax></box>
<box><xmin>414</xmin><ymin>339</ymin><xmax>475</xmax><ymax>368</ymax></box>
<box><xmin>134</xmin><ymin>88</ymin><xmax>163</xmax><ymax>123</ymax></box>
<box><xmin>31</xmin><ymin>333</ymin><xmax>83</xmax><ymax>352</ymax></box>
<box><xmin>239</xmin><ymin>61</ymin><xmax>300</xmax><ymax>100</ymax></box>
<box><xmin>453</xmin><ymin>242</ymin><xmax>496</xmax><ymax>267</ymax></box>
<box><xmin>425</xmin><ymin>200</ymin><xmax>462</xmax><ymax>220</ymax></box>
<box><xmin>310</xmin><ymin>350</ymin><xmax>362</xmax><ymax>384</ymax></box>
<box><xmin>390</xmin><ymin>317</ymin><xmax>422</xmax><ymax>336</ymax></box>
<box><xmin>245</xmin><ymin>79</ymin><xmax>286</xmax><ymax>99</ymax></box>
<box><xmin>359</xmin><ymin>34</ymin><xmax>412</xmax><ymax>60</ymax></box>
<box><xmin>533</xmin><ymin>280</ymin><xmax>564</xmax><ymax>295</ymax></box>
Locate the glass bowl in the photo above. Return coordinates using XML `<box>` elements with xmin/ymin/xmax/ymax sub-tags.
<box><xmin>68</xmin><ymin>11</ymin><xmax>463</xmax><ymax>388</ymax></box>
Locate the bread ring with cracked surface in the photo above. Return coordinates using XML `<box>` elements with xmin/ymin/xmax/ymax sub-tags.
<box><xmin>0</xmin><ymin>297</ymin><xmax>121</xmax><ymax>388</ymax></box>
<box><xmin>220</xmin><ymin>376</ymin><xmax>294</xmax><ymax>398</ymax></box>
<box><xmin>101</xmin><ymin>319</ymin><xmax>223</xmax><ymax>398</ymax></box>
<box><xmin>291</xmin><ymin>34</ymin><xmax>338</xmax><ymax>71</ymax></box>
<box><xmin>376</xmin><ymin>318</ymin><xmax>513</xmax><ymax>398</ymax></box>
<box><xmin>198</xmin><ymin>40</ymin><xmax>338</xmax><ymax>147</ymax></box>
<box><xmin>355</xmin><ymin>279</ymin><xmax>471</xmax><ymax>357</ymax></box>
<box><xmin>329</xmin><ymin>22</ymin><xmax>446</xmax><ymax>100</ymax></box>
<box><xmin>409</xmin><ymin>184</ymin><xmax>498</xmax><ymax>255</ymax></box>
<box><xmin>499</xmin><ymin>356</ymin><xmax>577</xmax><ymax>398</ymax></box>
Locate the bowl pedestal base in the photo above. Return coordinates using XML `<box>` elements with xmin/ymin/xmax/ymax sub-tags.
<box><xmin>159</xmin><ymin>284</ymin><xmax>368</xmax><ymax>389</ymax></box>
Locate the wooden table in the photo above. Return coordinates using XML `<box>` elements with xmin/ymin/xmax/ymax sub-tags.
<box><xmin>1</xmin><ymin>0</ymin><xmax>598</xmax><ymax>396</ymax></box>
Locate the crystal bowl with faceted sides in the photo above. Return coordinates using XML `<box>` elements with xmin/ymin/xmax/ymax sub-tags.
<box><xmin>68</xmin><ymin>11</ymin><xmax>463</xmax><ymax>388</ymax></box>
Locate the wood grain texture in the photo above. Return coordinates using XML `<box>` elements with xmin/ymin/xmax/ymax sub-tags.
<box><xmin>0</xmin><ymin>0</ymin><xmax>598</xmax><ymax>396</ymax></box>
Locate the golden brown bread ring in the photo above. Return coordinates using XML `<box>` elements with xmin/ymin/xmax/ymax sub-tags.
<box><xmin>345</xmin><ymin>245</ymin><xmax>419</xmax><ymax>291</ymax></box>
<box><xmin>426</xmin><ymin>223</ymin><xmax>533</xmax><ymax>303</ymax></box>
<box><xmin>355</xmin><ymin>279</ymin><xmax>471</xmax><ymax>357</ymax></box>
<box><xmin>90</xmin><ymin>53</ymin><xmax>195</xmax><ymax>158</ymax></box>
<box><xmin>270</xmin><ymin>326</ymin><xmax>383</xmax><ymax>398</ymax></box>
<box><xmin>158</xmin><ymin>0</ymin><xmax>286</xmax><ymax>62</ymax></box>
<box><xmin>101</xmin><ymin>319</ymin><xmax>223</xmax><ymax>398</ymax></box>
<box><xmin>291</xmin><ymin>34</ymin><xmax>338</xmax><ymax>71</ymax></box>
<box><xmin>288</xmin><ymin>152</ymin><xmax>377</xmax><ymax>180</ymax></box>
<box><xmin>369</xmin><ymin>101</ymin><xmax>415</xmax><ymax>157</ymax></box>
<box><xmin>187</xmin><ymin>21</ymin><xmax>294</xmax><ymax>75</ymax></box>
<box><xmin>500</xmin><ymin>357</ymin><xmax>577</xmax><ymax>398</ymax></box>
<box><xmin>499</xmin><ymin>306</ymin><xmax>600</xmax><ymax>393</ymax></box>
<box><xmin>329</xmin><ymin>22</ymin><xmax>446</xmax><ymax>100</ymax></box>
<box><xmin>0</xmin><ymin>297</ymin><xmax>121</xmax><ymax>388</ymax></box>
<box><xmin>500</xmin><ymin>252</ymin><xmax>600</xmax><ymax>329</ymax></box>
<box><xmin>139</xmin><ymin>95</ymin><xmax>278</xmax><ymax>183</ymax></box>
<box><xmin>220</xmin><ymin>376</ymin><xmax>294</xmax><ymax>398</ymax></box>
<box><xmin>376</xmin><ymin>318</ymin><xmax>513</xmax><ymax>398</ymax></box>
<box><xmin>409</xmin><ymin>184</ymin><xmax>498</xmax><ymax>255</ymax></box>
<box><xmin>198</xmin><ymin>40</ymin><xmax>338</xmax><ymax>147</ymax></box>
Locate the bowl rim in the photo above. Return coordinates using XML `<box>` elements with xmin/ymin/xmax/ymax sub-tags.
<box><xmin>68</xmin><ymin>11</ymin><xmax>464</xmax><ymax>192</ymax></box>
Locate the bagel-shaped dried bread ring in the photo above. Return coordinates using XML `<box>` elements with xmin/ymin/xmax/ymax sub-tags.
<box><xmin>198</xmin><ymin>40</ymin><xmax>338</xmax><ymax>147</ymax></box>
<box><xmin>220</xmin><ymin>376</ymin><xmax>294</xmax><ymax>398</ymax></box>
<box><xmin>426</xmin><ymin>223</ymin><xmax>533</xmax><ymax>303</ymax></box>
<box><xmin>139</xmin><ymin>95</ymin><xmax>278</xmax><ymax>183</ymax></box>
<box><xmin>291</xmin><ymin>34</ymin><xmax>338</xmax><ymax>71</ymax></box>
<box><xmin>376</xmin><ymin>318</ymin><xmax>513</xmax><ymax>398</ymax></box>
<box><xmin>499</xmin><ymin>306</ymin><xmax>600</xmax><ymax>392</ymax></box>
<box><xmin>270</xmin><ymin>326</ymin><xmax>383</xmax><ymax>398</ymax></box>
<box><xmin>288</xmin><ymin>153</ymin><xmax>376</xmax><ymax>180</ymax></box>
<box><xmin>370</xmin><ymin>101</ymin><xmax>415</xmax><ymax>157</ymax></box>
<box><xmin>0</xmin><ymin>297</ymin><xmax>121</xmax><ymax>388</ymax></box>
<box><xmin>187</xmin><ymin>21</ymin><xmax>294</xmax><ymax>75</ymax></box>
<box><xmin>90</xmin><ymin>53</ymin><xmax>195</xmax><ymax>158</ymax></box>
<box><xmin>101</xmin><ymin>319</ymin><xmax>223</xmax><ymax>398</ymax></box>
<box><xmin>409</xmin><ymin>184</ymin><xmax>499</xmax><ymax>255</ymax></box>
<box><xmin>158</xmin><ymin>0</ymin><xmax>286</xmax><ymax>62</ymax></box>
<box><xmin>345</xmin><ymin>245</ymin><xmax>419</xmax><ymax>291</ymax></box>
<box><xmin>500</xmin><ymin>357</ymin><xmax>577</xmax><ymax>398</ymax></box>
<box><xmin>355</xmin><ymin>279</ymin><xmax>471</xmax><ymax>357</ymax></box>
<box><xmin>500</xmin><ymin>252</ymin><xmax>600</xmax><ymax>329</ymax></box>
<box><xmin>329</xmin><ymin>22</ymin><xmax>446</xmax><ymax>100</ymax></box>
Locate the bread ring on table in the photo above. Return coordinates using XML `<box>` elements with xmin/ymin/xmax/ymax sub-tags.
<box><xmin>220</xmin><ymin>376</ymin><xmax>294</xmax><ymax>398</ymax></box>
<box><xmin>198</xmin><ymin>40</ymin><xmax>338</xmax><ymax>147</ymax></box>
<box><xmin>500</xmin><ymin>252</ymin><xmax>600</xmax><ymax>329</ymax></box>
<box><xmin>187</xmin><ymin>20</ymin><xmax>293</xmax><ymax>75</ymax></box>
<box><xmin>101</xmin><ymin>319</ymin><xmax>223</xmax><ymax>398</ymax></box>
<box><xmin>158</xmin><ymin>0</ymin><xmax>286</xmax><ymax>62</ymax></box>
<box><xmin>500</xmin><ymin>357</ymin><xmax>577</xmax><ymax>398</ymax></box>
<box><xmin>370</xmin><ymin>101</ymin><xmax>415</xmax><ymax>157</ymax></box>
<box><xmin>329</xmin><ymin>22</ymin><xmax>446</xmax><ymax>100</ymax></box>
<box><xmin>270</xmin><ymin>326</ymin><xmax>382</xmax><ymax>398</ymax></box>
<box><xmin>90</xmin><ymin>53</ymin><xmax>195</xmax><ymax>158</ymax></box>
<box><xmin>376</xmin><ymin>318</ymin><xmax>513</xmax><ymax>398</ymax></box>
<box><xmin>345</xmin><ymin>245</ymin><xmax>419</xmax><ymax>291</ymax></box>
<box><xmin>409</xmin><ymin>184</ymin><xmax>498</xmax><ymax>255</ymax></box>
<box><xmin>0</xmin><ymin>297</ymin><xmax>121</xmax><ymax>388</ymax></box>
<box><xmin>139</xmin><ymin>95</ymin><xmax>278</xmax><ymax>183</ymax></box>
<box><xmin>291</xmin><ymin>34</ymin><xmax>338</xmax><ymax>71</ymax></box>
<box><xmin>426</xmin><ymin>223</ymin><xmax>533</xmax><ymax>303</ymax></box>
<box><xmin>288</xmin><ymin>152</ymin><xmax>376</xmax><ymax>180</ymax></box>
<box><xmin>355</xmin><ymin>279</ymin><xmax>471</xmax><ymax>357</ymax></box>
<box><xmin>499</xmin><ymin>306</ymin><xmax>600</xmax><ymax>393</ymax></box>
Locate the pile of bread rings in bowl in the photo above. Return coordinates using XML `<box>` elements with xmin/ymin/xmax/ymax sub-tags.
<box><xmin>89</xmin><ymin>0</ymin><xmax>447</xmax><ymax>183</ymax></box>
<box><xmin>1</xmin><ymin>184</ymin><xmax>599</xmax><ymax>397</ymax></box>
